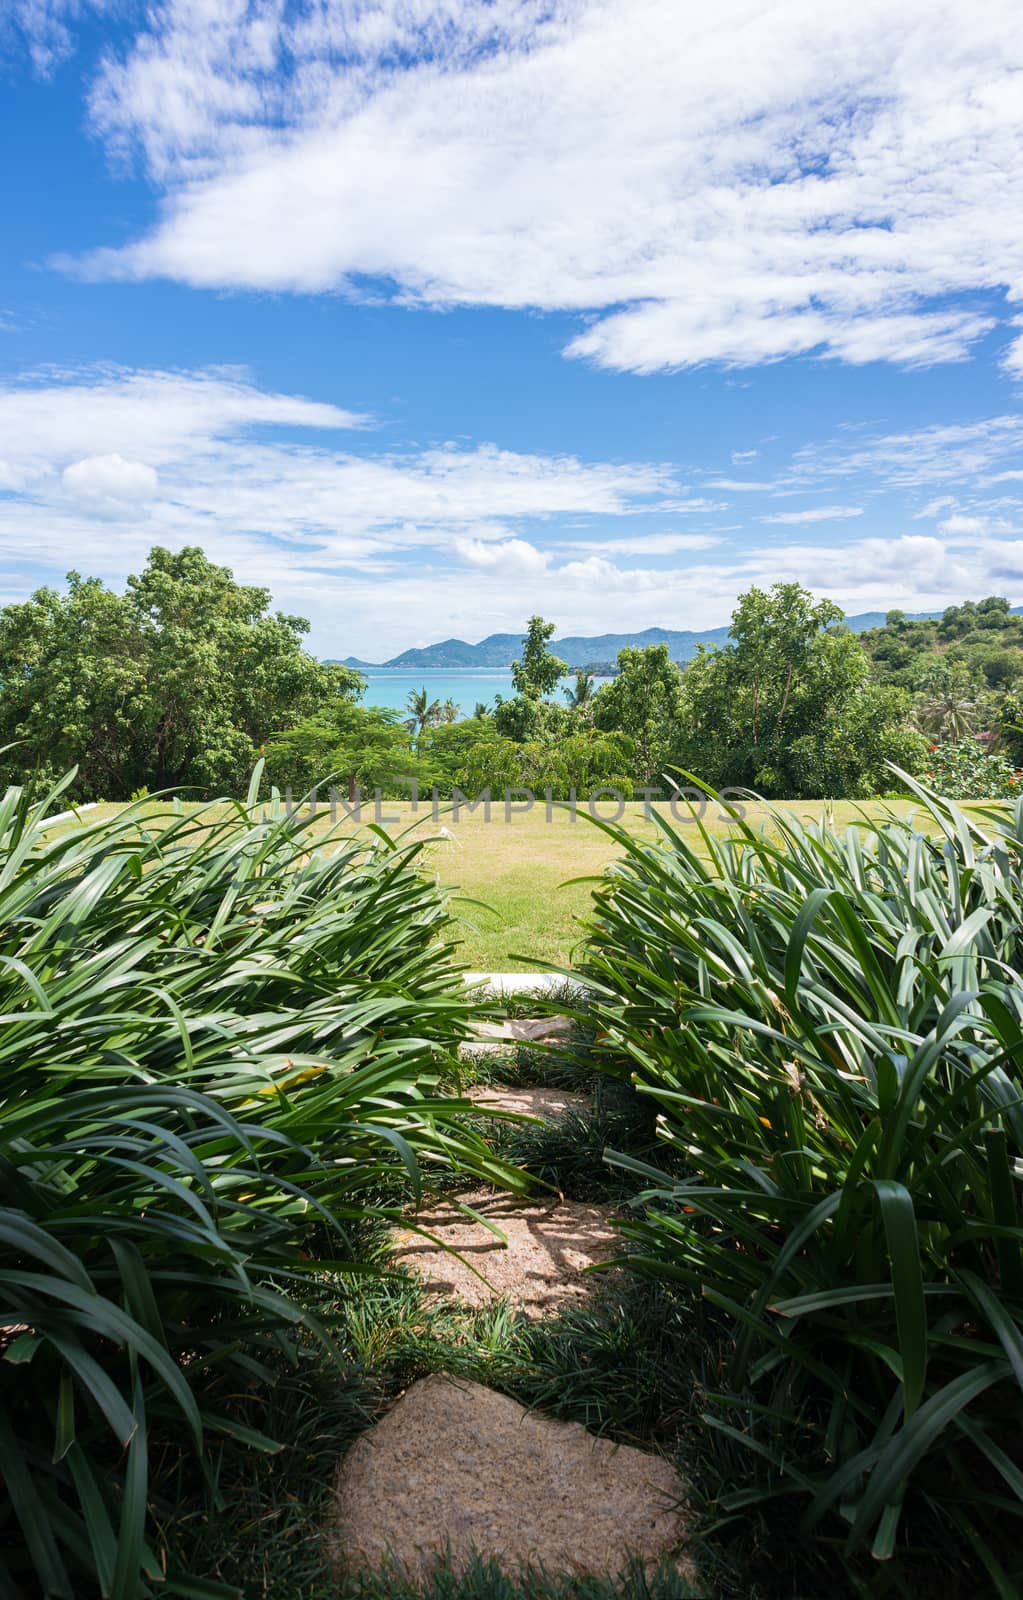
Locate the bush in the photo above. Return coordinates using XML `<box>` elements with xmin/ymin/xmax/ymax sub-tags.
<box><xmin>578</xmin><ymin>780</ymin><xmax>1023</xmax><ymax>1583</ymax></box>
<box><xmin>924</xmin><ymin>738</ymin><xmax>1020</xmax><ymax>799</ymax></box>
<box><xmin>0</xmin><ymin>769</ymin><xmax>517</xmax><ymax>1599</ymax></box>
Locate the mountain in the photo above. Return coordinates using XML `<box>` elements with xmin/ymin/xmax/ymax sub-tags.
<box><xmin>331</xmin><ymin>611</ymin><xmax>948</xmax><ymax>671</ymax></box>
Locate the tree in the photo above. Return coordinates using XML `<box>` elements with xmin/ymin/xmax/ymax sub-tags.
<box><xmin>265</xmin><ymin>702</ymin><xmax>427</xmax><ymax>802</ymax></box>
<box><xmin>922</xmin><ymin>738</ymin><xmax>1021</xmax><ymax>799</ymax></box>
<box><xmin>492</xmin><ymin>693</ymin><xmax>569</xmax><ymax>743</ymax></box>
<box><xmin>674</xmin><ymin>582</ymin><xmax>923</xmax><ymax>798</ymax></box>
<box><xmin>511</xmin><ymin>616</ymin><xmax>567</xmax><ymax>699</ymax></box>
<box><xmin>563</xmin><ymin>670</ymin><xmax>596</xmax><ymax>713</ymax></box>
<box><xmin>456</xmin><ymin>729</ymin><xmax>633</xmax><ymax>799</ymax></box>
<box><xmin>0</xmin><ymin>546</ymin><xmax>349</xmax><ymax>799</ymax></box>
<box><xmin>592</xmin><ymin>644</ymin><xmax>684</xmax><ymax>786</ymax></box>
<box><xmin>911</xmin><ymin>660</ymin><xmax>989</xmax><ymax>743</ymax></box>
<box><xmin>418</xmin><ymin>718</ymin><xmax>498</xmax><ymax>790</ymax></box>
<box><xmin>405</xmin><ymin>686</ymin><xmax>442</xmax><ymax>740</ymax></box>
<box><xmin>440</xmin><ymin>697</ymin><xmax>460</xmax><ymax>724</ymax></box>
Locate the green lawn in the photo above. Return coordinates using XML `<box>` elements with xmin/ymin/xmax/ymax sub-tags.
<box><xmin>55</xmin><ymin>795</ymin><xmax>926</xmax><ymax>969</ymax></box>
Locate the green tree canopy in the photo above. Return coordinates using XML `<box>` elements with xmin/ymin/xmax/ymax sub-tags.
<box><xmin>457</xmin><ymin>729</ymin><xmax>633</xmax><ymax>799</ymax></box>
<box><xmin>675</xmin><ymin>582</ymin><xmax>925</xmax><ymax>797</ymax></box>
<box><xmin>591</xmin><ymin>644</ymin><xmax>684</xmax><ymax>786</ymax></box>
<box><xmin>492</xmin><ymin>692</ymin><xmax>569</xmax><ymax>743</ymax></box>
<box><xmin>0</xmin><ymin>546</ymin><xmax>356</xmax><ymax>798</ymax></box>
<box><xmin>510</xmin><ymin>616</ymin><xmax>567</xmax><ymax>699</ymax></box>
<box><xmin>264</xmin><ymin>701</ymin><xmax>428</xmax><ymax>801</ymax></box>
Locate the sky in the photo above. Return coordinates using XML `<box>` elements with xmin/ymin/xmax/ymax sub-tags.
<box><xmin>2</xmin><ymin>2</ymin><xmax>1023</xmax><ymax>659</ymax></box>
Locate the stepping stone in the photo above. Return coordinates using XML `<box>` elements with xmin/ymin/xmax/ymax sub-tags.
<box><xmin>392</xmin><ymin>1189</ymin><xmax>619</xmax><ymax>1317</ymax></box>
<box><xmin>466</xmin><ymin>1083</ymin><xmax>589</xmax><ymax>1121</ymax></box>
<box><xmin>459</xmin><ymin>1014</ymin><xmax>575</xmax><ymax>1059</ymax></box>
<box><xmin>328</xmin><ymin>1374</ymin><xmax>695</xmax><ymax>1589</ymax></box>
<box><xmin>462</xmin><ymin>972</ymin><xmax>591</xmax><ymax>1000</ymax></box>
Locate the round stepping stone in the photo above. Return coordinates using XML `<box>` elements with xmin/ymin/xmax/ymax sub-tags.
<box><xmin>393</xmin><ymin>1189</ymin><xmax>619</xmax><ymax>1316</ymax></box>
<box><xmin>328</xmin><ymin>1374</ymin><xmax>695</xmax><ymax>1588</ymax></box>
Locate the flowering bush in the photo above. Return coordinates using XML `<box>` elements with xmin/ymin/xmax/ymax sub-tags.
<box><xmin>924</xmin><ymin>737</ymin><xmax>1020</xmax><ymax>798</ymax></box>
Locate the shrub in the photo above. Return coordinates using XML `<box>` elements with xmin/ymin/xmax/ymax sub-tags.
<box><xmin>578</xmin><ymin>781</ymin><xmax>1023</xmax><ymax>1581</ymax></box>
<box><xmin>925</xmin><ymin>738</ymin><xmax>1020</xmax><ymax>799</ymax></box>
<box><xmin>0</xmin><ymin>769</ymin><xmax>517</xmax><ymax>1599</ymax></box>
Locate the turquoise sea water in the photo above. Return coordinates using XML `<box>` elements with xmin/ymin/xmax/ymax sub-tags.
<box><xmin>358</xmin><ymin>670</ymin><xmax>607</xmax><ymax>717</ymax></box>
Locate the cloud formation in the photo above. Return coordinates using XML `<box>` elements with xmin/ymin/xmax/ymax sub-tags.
<box><xmin>0</xmin><ymin>364</ymin><xmax>678</xmax><ymax>647</ymax></box>
<box><xmin>62</xmin><ymin>452</ymin><xmax>160</xmax><ymax>507</ymax></box>
<box><xmin>760</xmin><ymin>506</ymin><xmax>863</xmax><ymax>526</ymax></box>
<box><xmin>0</xmin><ymin>363</ymin><xmax>1021</xmax><ymax>655</ymax></box>
<box><xmin>35</xmin><ymin>0</ymin><xmax>1023</xmax><ymax>375</ymax></box>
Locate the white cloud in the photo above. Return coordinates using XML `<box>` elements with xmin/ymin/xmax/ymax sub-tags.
<box><xmin>558</xmin><ymin>531</ymin><xmax>721</xmax><ymax>556</ymax></box>
<box><xmin>1002</xmin><ymin>320</ymin><xmax>1023</xmax><ymax>379</ymax></box>
<box><xmin>939</xmin><ymin>514</ymin><xmax>991</xmax><ymax>536</ymax></box>
<box><xmin>4</xmin><ymin>0</ymin><xmax>108</xmax><ymax>73</ymax></box>
<box><xmin>706</xmin><ymin>478</ymin><xmax>781</xmax><ymax>492</ymax></box>
<box><xmin>0</xmin><ymin>365</ymin><xmax>365</xmax><ymax>491</ymax></box>
<box><xmin>39</xmin><ymin>0</ymin><xmax>1021</xmax><ymax>374</ymax></box>
<box><xmin>62</xmin><ymin>453</ymin><xmax>159</xmax><ymax>506</ymax></box>
<box><xmin>286</xmin><ymin>528</ymin><xmax>1023</xmax><ymax>654</ymax></box>
<box><xmin>760</xmin><ymin>505</ymin><xmax>863</xmax><ymax>525</ymax></box>
<box><xmin>451</xmin><ymin>536</ymin><xmax>550</xmax><ymax>574</ymax></box>
<box><xmin>791</xmin><ymin>416</ymin><xmax>1023</xmax><ymax>488</ymax></box>
<box><xmin>912</xmin><ymin>496</ymin><xmax>957</xmax><ymax>520</ymax></box>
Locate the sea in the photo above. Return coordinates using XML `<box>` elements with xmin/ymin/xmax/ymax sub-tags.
<box><xmin>357</xmin><ymin>670</ymin><xmax>606</xmax><ymax>718</ymax></box>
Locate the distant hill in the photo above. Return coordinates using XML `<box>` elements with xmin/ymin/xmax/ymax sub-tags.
<box><xmin>331</xmin><ymin>610</ymin><xmax>947</xmax><ymax>671</ymax></box>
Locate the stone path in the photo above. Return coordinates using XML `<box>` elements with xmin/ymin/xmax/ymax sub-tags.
<box><xmin>332</xmin><ymin>991</ymin><xmax>697</xmax><ymax>1591</ymax></box>
<box><xmin>462</xmin><ymin>971</ymin><xmax>590</xmax><ymax>1000</ymax></box>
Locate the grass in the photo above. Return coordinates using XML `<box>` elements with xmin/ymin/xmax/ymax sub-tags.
<box><xmin>156</xmin><ymin>1267</ymin><xmax>716</xmax><ymax>1598</ymax></box>
<box><xmin>339</xmin><ymin>1555</ymin><xmax>698</xmax><ymax>1599</ymax></box>
<box><xmin>53</xmin><ymin>797</ymin><xmax>924</xmax><ymax>970</ymax></box>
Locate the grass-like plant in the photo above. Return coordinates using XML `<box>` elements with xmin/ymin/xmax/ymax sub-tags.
<box><xmin>578</xmin><ymin>778</ymin><xmax>1023</xmax><ymax>1585</ymax></box>
<box><xmin>0</xmin><ymin>768</ymin><xmax>519</xmax><ymax>1599</ymax></box>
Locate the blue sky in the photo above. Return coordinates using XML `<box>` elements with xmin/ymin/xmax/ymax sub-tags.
<box><xmin>2</xmin><ymin>1</ymin><xmax>1023</xmax><ymax>659</ymax></box>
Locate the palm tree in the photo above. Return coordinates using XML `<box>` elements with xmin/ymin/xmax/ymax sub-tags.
<box><xmin>473</xmin><ymin>701</ymin><xmax>491</xmax><ymax>720</ymax></box>
<box><xmin>563</xmin><ymin>670</ymin><xmax>596</xmax><ymax>712</ymax></box>
<box><xmin>440</xmin><ymin>698</ymin><xmax>459</xmax><ymax>724</ymax></box>
<box><xmin>405</xmin><ymin>686</ymin><xmax>442</xmax><ymax>740</ymax></box>
<box><xmin>911</xmin><ymin>664</ymin><xmax>986</xmax><ymax>743</ymax></box>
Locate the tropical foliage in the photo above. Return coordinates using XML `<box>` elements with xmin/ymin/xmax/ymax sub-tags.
<box><xmin>510</xmin><ymin>616</ymin><xmax>567</xmax><ymax>700</ymax></box>
<box><xmin>264</xmin><ymin>700</ymin><xmax>431</xmax><ymax>800</ymax></box>
<box><xmin>0</xmin><ymin>547</ymin><xmax>359</xmax><ymax>800</ymax></box>
<box><xmin>0</xmin><ymin>767</ymin><xmax>517</xmax><ymax>1599</ymax></box>
<box><xmin>923</xmin><ymin>739</ymin><xmax>1022</xmax><ymax>800</ymax></box>
<box><xmin>456</xmin><ymin>731</ymin><xmax>634</xmax><ymax>799</ymax></box>
<box><xmin>672</xmin><ymin>584</ymin><xmax>926</xmax><ymax>797</ymax></box>
<box><xmin>592</xmin><ymin>645</ymin><xmax>684</xmax><ymax>786</ymax></box>
<box><xmin>2</xmin><ymin>545</ymin><xmax>1020</xmax><ymax>806</ymax></box>
<box><xmin>579</xmin><ymin>782</ymin><xmax>1023</xmax><ymax>1579</ymax></box>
